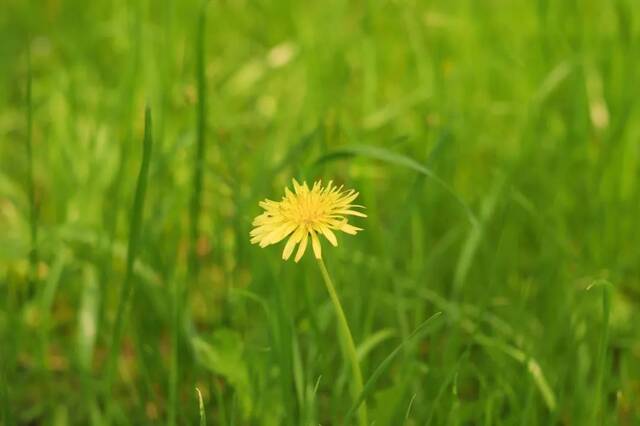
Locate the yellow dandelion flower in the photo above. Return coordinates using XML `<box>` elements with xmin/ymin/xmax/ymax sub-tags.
<box><xmin>250</xmin><ymin>179</ymin><xmax>367</xmax><ymax>262</ymax></box>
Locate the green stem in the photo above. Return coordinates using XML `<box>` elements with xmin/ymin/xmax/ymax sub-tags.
<box><xmin>317</xmin><ymin>258</ymin><xmax>367</xmax><ymax>426</ymax></box>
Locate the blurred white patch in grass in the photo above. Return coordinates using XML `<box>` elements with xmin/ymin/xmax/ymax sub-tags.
<box><xmin>585</xmin><ymin>67</ymin><xmax>609</xmax><ymax>131</ymax></box>
<box><xmin>229</xmin><ymin>42</ymin><xmax>297</xmax><ymax>93</ymax></box>
<box><xmin>267</xmin><ymin>42</ymin><xmax>297</xmax><ymax>69</ymax></box>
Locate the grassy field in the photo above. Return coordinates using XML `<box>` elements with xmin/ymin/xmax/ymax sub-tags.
<box><xmin>1</xmin><ymin>0</ymin><xmax>640</xmax><ymax>424</ymax></box>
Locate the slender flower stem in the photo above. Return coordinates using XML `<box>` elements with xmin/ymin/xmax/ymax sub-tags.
<box><xmin>317</xmin><ymin>258</ymin><xmax>367</xmax><ymax>426</ymax></box>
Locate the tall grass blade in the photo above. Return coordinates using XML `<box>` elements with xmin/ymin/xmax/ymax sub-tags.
<box><xmin>588</xmin><ymin>279</ymin><xmax>613</xmax><ymax>424</ymax></box>
<box><xmin>105</xmin><ymin>106</ymin><xmax>154</xmax><ymax>406</ymax></box>
<box><xmin>168</xmin><ymin>274</ymin><xmax>180</xmax><ymax>426</ymax></box>
<box><xmin>0</xmin><ymin>360</ymin><xmax>9</xmax><ymax>425</ymax></box>
<box><xmin>189</xmin><ymin>1</ymin><xmax>208</xmax><ymax>276</ymax></box>
<box><xmin>453</xmin><ymin>175</ymin><xmax>504</xmax><ymax>295</ymax></box>
<box><xmin>38</xmin><ymin>250</ymin><xmax>66</xmax><ymax>369</ymax></box>
<box><xmin>426</xmin><ymin>351</ymin><xmax>469</xmax><ymax>426</ymax></box>
<box><xmin>25</xmin><ymin>41</ymin><xmax>38</xmax><ymax>288</ymax></box>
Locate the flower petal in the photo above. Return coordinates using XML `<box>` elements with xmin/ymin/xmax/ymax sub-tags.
<box><xmin>340</xmin><ymin>223</ymin><xmax>363</xmax><ymax>235</ymax></box>
<box><xmin>292</xmin><ymin>178</ymin><xmax>304</xmax><ymax>195</ymax></box>
<box><xmin>335</xmin><ymin>191</ymin><xmax>359</xmax><ymax>206</ymax></box>
<box><xmin>294</xmin><ymin>232</ymin><xmax>309</xmax><ymax>262</ymax></box>
<box><xmin>282</xmin><ymin>226</ymin><xmax>305</xmax><ymax>260</ymax></box>
<box><xmin>260</xmin><ymin>222</ymin><xmax>296</xmax><ymax>247</ymax></box>
<box><xmin>333</xmin><ymin>209</ymin><xmax>368</xmax><ymax>217</ymax></box>
<box><xmin>318</xmin><ymin>224</ymin><xmax>338</xmax><ymax>246</ymax></box>
<box><xmin>258</xmin><ymin>199</ymin><xmax>279</xmax><ymax>210</ymax></box>
<box><xmin>284</xmin><ymin>186</ymin><xmax>295</xmax><ymax>200</ymax></box>
<box><xmin>250</xmin><ymin>224</ymin><xmax>275</xmax><ymax>236</ymax></box>
<box><xmin>310</xmin><ymin>230</ymin><xmax>322</xmax><ymax>259</ymax></box>
<box><xmin>252</xmin><ymin>215</ymin><xmax>284</xmax><ymax>226</ymax></box>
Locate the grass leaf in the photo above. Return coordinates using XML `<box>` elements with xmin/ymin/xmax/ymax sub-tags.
<box><xmin>105</xmin><ymin>106</ymin><xmax>154</xmax><ymax>403</ymax></box>
<box><xmin>345</xmin><ymin>312</ymin><xmax>443</xmax><ymax>423</ymax></box>
<box><xmin>196</xmin><ymin>387</ymin><xmax>206</xmax><ymax>426</ymax></box>
<box><xmin>315</xmin><ymin>144</ymin><xmax>478</xmax><ymax>226</ymax></box>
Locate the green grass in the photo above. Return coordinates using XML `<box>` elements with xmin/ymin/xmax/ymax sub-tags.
<box><xmin>1</xmin><ymin>0</ymin><xmax>640</xmax><ymax>424</ymax></box>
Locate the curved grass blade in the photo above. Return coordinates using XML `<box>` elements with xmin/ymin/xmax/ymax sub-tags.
<box><xmin>196</xmin><ymin>387</ymin><xmax>206</xmax><ymax>426</ymax></box>
<box><xmin>337</xmin><ymin>329</ymin><xmax>397</xmax><ymax>389</ymax></box>
<box><xmin>344</xmin><ymin>312</ymin><xmax>443</xmax><ymax>423</ymax></box>
<box><xmin>405</xmin><ymin>393</ymin><xmax>417</xmax><ymax>421</ymax></box>
<box><xmin>356</xmin><ymin>328</ymin><xmax>396</xmax><ymax>361</ymax></box>
<box><xmin>471</xmin><ymin>331</ymin><xmax>557</xmax><ymax>412</ymax></box>
<box><xmin>105</xmin><ymin>106</ymin><xmax>153</xmax><ymax>405</ymax></box>
<box><xmin>314</xmin><ymin>144</ymin><xmax>478</xmax><ymax>226</ymax></box>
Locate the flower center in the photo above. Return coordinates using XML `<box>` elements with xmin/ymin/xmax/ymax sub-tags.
<box><xmin>297</xmin><ymin>199</ymin><xmax>325</xmax><ymax>225</ymax></box>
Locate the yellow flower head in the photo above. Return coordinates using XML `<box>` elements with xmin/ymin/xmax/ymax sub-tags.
<box><xmin>250</xmin><ymin>179</ymin><xmax>366</xmax><ymax>262</ymax></box>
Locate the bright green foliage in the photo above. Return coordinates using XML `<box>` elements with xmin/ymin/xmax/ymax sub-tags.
<box><xmin>1</xmin><ymin>0</ymin><xmax>639</xmax><ymax>424</ymax></box>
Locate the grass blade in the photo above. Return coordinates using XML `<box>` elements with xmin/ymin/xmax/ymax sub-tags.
<box><xmin>0</xmin><ymin>354</ymin><xmax>9</xmax><ymax>425</ymax></box>
<box><xmin>344</xmin><ymin>312</ymin><xmax>443</xmax><ymax>423</ymax></box>
<box><xmin>314</xmin><ymin>144</ymin><xmax>478</xmax><ymax>226</ymax></box>
<box><xmin>25</xmin><ymin>41</ymin><xmax>38</xmax><ymax>289</ymax></box>
<box><xmin>471</xmin><ymin>331</ymin><xmax>557</xmax><ymax>412</ymax></box>
<box><xmin>356</xmin><ymin>328</ymin><xmax>396</xmax><ymax>361</ymax></box>
<box><xmin>189</xmin><ymin>1</ymin><xmax>208</xmax><ymax>276</ymax></box>
<box><xmin>168</xmin><ymin>273</ymin><xmax>180</xmax><ymax>426</ymax></box>
<box><xmin>588</xmin><ymin>279</ymin><xmax>613</xmax><ymax>424</ymax></box>
<box><xmin>407</xmin><ymin>282</ymin><xmax>557</xmax><ymax>413</ymax></box>
<box><xmin>426</xmin><ymin>350</ymin><xmax>469</xmax><ymax>425</ymax></box>
<box><xmin>105</xmin><ymin>106</ymin><xmax>154</xmax><ymax>408</ymax></box>
<box><xmin>196</xmin><ymin>387</ymin><xmax>206</xmax><ymax>426</ymax></box>
<box><xmin>453</xmin><ymin>174</ymin><xmax>504</xmax><ymax>295</ymax></box>
<box><xmin>38</xmin><ymin>252</ymin><xmax>66</xmax><ymax>367</ymax></box>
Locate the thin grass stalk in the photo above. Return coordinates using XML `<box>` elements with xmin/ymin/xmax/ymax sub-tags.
<box><xmin>168</xmin><ymin>273</ymin><xmax>180</xmax><ymax>426</ymax></box>
<box><xmin>0</xmin><ymin>331</ymin><xmax>10</xmax><ymax>425</ymax></box>
<box><xmin>593</xmin><ymin>280</ymin><xmax>612</xmax><ymax>425</ymax></box>
<box><xmin>189</xmin><ymin>1</ymin><xmax>208</xmax><ymax>276</ymax></box>
<box><xmin>317</xmin><ymin>258</ymin><xmax>367</xmax><ymax>426</ymax></box>
<box><xmin>105</xmin><ymin>106</ymin><xmax>153</xmax><ymax>406</ymax></box>
<box><xmin>26</xmin><ymin>42</ymin><xmax>38</xmax><ymax>289</ymax></box>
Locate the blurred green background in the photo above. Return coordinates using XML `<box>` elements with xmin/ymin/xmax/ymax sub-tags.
<box><xmin>1</xmin><ymin>0</ymin><xmax>639</xmax><ymax>424</ymax></box>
